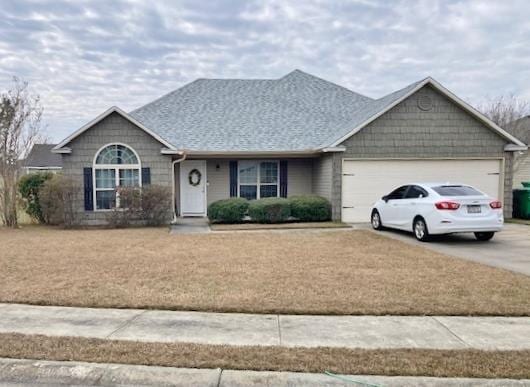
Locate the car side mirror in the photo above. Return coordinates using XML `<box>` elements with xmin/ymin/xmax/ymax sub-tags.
<box><xmin>382</xmin><ymin>195</ymin><xmax>389</xmax><ymax>202</ymax></box>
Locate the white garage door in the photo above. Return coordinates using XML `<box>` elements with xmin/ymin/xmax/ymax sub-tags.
<box><xmin>342</xmin><ymin>159</ymin><xmax>503</xmax><ymax>223</ymax></box>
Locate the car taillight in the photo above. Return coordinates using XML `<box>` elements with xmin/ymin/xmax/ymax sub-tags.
<box><xmin>435</xmin><ymin>201</ymin><xmax>460</xmax><ymax>210</ymax></box>
<box><xmin>490</xmin><ymin>200</ymin><xmax>502</xmax><ymax>209</ymax></box>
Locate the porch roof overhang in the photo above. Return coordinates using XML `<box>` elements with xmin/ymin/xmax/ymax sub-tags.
<box><xmin>168</xmin><ymin>147</ymin><xmax>345</xmax><ymax>158</ymax></box>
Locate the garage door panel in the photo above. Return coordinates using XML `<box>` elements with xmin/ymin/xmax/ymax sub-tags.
<box><xmin>342</xmin><ymin>159</ymin><xmax>502</xmax><ymax>223</ymax></box>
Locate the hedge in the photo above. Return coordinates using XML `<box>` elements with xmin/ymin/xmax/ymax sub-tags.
<box><xmin>208</xmin><ymin>198</ymin><xmax>249</xmax><ymax>223</ymax></box>
<box><xmin>289</xmin><ymin>195</ymin><xmax>331</xmax><ymax>221</ymax></box>
<box><xmin>248</xmin><ymin>197</ymin><xmax>290</xmax><ymax>223</ymax></box>
<box><xmin>18</xmin><ymin>172</ymin><xmax>54</xmax><ymax>223</ymax></box>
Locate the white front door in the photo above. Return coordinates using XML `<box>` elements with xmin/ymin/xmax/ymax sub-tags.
<box><xmin>180</xmin><ymin>160</ymin><xmax>207</xmax><ymax>216</ymax></box>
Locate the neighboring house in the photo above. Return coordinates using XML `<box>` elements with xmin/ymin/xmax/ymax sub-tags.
<box><xmin>23</xmin><ymin>144</ymin><xmax>63</xmax><ymax>174</ymax></box>
<box><xmin>51</xmin><ymin>70</ymin><xmax>526</xmax><ymax>225</ymax></box>
<box><xmin>506</xmin><ymin>116</ymin><xmax>530</xmax><ymax>189</ymax></box>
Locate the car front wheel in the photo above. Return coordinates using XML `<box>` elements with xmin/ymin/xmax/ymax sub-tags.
<box><xmin>474</xmin><ymin>232</ymin><xmax>495</xmax><ymax>241</ymax></box>
<box><xmin>413</xmin><ymin>218</ymin><xmax>430</xmax><ymax>242</ymax></box>
<box><xmin>371</xmin><ymin>210</ymin><xmax>383</xmax><ymax>230</ymax></box>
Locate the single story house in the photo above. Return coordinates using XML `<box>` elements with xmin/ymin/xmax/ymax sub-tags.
<box><xmin>23</xmin><ymin>144</ymin><xmax>63</xmax><ymax>174</ymax></box>
<box><xmin>506</xmin><ymin>116</ymin><xmax>530</xmax><ymax>189</ymax></box>
<box><xmin>52</xmin><ymin>70</ymin><xmax>526</xmax><ymax>225</ymax></box>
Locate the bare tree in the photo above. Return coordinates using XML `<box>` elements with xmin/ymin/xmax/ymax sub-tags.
<box><xmin>479</xmin><ymin>95</ymin><xmax>530</xmax><ymax>131</ymax></box>
<box><xmin>0</xmin><ymin>77</ymin><xmax>43</xmax><ymax>227</ymax></box>
<box><xmin>479</xmin><ymin>95</ymin><xmax>530</xmax><ymax>178</ymax></box>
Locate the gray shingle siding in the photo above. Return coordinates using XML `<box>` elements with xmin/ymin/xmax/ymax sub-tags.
<box><xmin>287</xmin><ymin>159</ymin><xmax>313</xmax><ymax>196</ymax></box>
<box><xmin>312</xmin><ymin>155</ymin><xmax>333</xmax><ymax>201</ymax></box>
<box><xmin>331</xmin><ymin>85</ymin><xmax>514</xmax><ymax>220</ymax></box>
<box><xmin>61</xmin><ymin>112</ymin><xmax>173</xmax><ymax>225</ymax></box>
<box><xmin>205</xmin><ymin>160</ymin><xmax>230</xmax><ymax>206</ymax></box>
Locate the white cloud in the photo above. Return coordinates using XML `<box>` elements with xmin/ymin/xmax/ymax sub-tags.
<box><xmin>0</xmin><ymin>0</ymin><xmax>529</xmax><ymax>141</ymax></box>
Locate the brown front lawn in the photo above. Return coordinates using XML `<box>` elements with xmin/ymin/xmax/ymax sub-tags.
<box><xmin>210</xmin><ymin>221</ymin><xmax>350</xmax><ymax>231</ymax></box>
<box><xmin>1</xmin><ymin>333</ymin><xmax>530</xmax><ymax>379</ymax></box>
<box><xmin>1</xmin><ymin>226</ymin><xmax>530</xmax><ymax>315</ymax></box>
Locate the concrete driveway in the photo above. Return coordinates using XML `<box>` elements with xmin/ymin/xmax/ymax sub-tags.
<box><xmin>368</xmin><ymin>223</ymin><xmax>530</xmax><ymax>276</ymax></box>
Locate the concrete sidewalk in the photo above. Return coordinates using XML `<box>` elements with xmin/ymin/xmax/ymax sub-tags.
<box><xmin>1</xmin><ymin>358</ymin><xmax>529</xmax><ymax>386</ymax></box>
<box><xmin>1</xmin><ymin>303</ymin><xmax>529</xmax><ymax>350</ymax></box>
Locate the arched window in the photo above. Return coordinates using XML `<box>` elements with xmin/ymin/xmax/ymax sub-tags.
<box><xmin>93</xmin><ymin>144</ymin><xmax>141</xmax><ymax>210</ymax></box>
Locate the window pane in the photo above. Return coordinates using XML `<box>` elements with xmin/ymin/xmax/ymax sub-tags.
<box><xmin>96</xmin><ymin>144</ymin><xmax>138</xmax><ymax>165</ymax></box>
<box><xmin>239</xmin><ymin>162</ymin><xmax>257</xmax><ymax>184</ymax></box>
<box><xmin>95</xmin><ymin>169</ymin><xmax>115</xmax><ymax>189</ymax></box>
<box><xmin>260</xmin><ymin>185</ymin><xmax>277</xmax><ymax>198</ymax></box>
<box><xmin>405</xmin><ymin>186</ymin><xmax>428</xmax><ymax>199</ymax></box>
<box><xmin>433</xmin><ymin>185</ymin><xmax>483</xmax><ymax>196</ymax></box>
<box><xmin>387</xmin><ymin>185</ymin><xmax>409</xmax><ymax>200</ymax></box>
<box><xmin>260</xmin><ymin>162</ymin><xmax>278</xmax><ymax>184</ymax></box>
<box><xmin>119</xmin><ymin>169</ymin><xmax>140</xmax><ymax>187</ymax></box>
<box><xmin>240</xmin><ymin>185</ymin><xmax>257</xmax><ymax>200</ymax></box>
<box><xmin>96</xmin><ymin>190</ymin><xmax>116</xmax><ymax>210</ymax></box>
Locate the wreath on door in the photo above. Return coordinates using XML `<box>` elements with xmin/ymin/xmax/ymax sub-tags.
<box><xmin>188</xmin><ymin>168</ymin><xmax>202</xmax><ymax>186</ymax></box>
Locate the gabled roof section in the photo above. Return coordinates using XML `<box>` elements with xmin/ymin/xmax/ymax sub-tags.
<box><xmin>506</xmin><ymin>116</ymin><xmax>530</xmax><ymax>145</ymax></box>
<box><xmin>24</xmin><ymin>144</ymin><xmax>63</xmax><ymax>168</ymax></box>
<box><xmin>52</xmin><ymin>106</ymin><xmax>177</xmax><ymax>154</ymax></box>
<box><xmin>325</xmin><ymin>77</ymin><xmax>527</xmax><ymax>148</ymax></box>
<box><xmin>129</xmin><ymin>70</ymin><xmax>373</xmax><ymax>152</ymax></box>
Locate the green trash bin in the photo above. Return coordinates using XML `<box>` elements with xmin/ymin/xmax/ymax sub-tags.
<box><xmin>513</xmin><ymin>182</ymin><xmax>530</xmax><ymax>219</ymax></box>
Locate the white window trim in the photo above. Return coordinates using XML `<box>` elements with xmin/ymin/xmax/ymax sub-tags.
<box><xmin>92</xmin><ymin>143</ymin><xmax>142</xmax><ymax>211</ymax></box>
<box><xmin>237</xmin><ymin>160</ymin><xmax>279</xmax><ymax>200</ymax></box>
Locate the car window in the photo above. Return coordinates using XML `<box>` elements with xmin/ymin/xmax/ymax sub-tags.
<box><xmin>432</xmin><ymin>185</ymin><xmax>483</xmax><ymax>196</ymax></box>
<box><xmin>404</xmin><ymin>185</ymin><xmax>428</xmax><ymax>199</ymax></box>
<box><xmin>386</xmin><ymin>185</ymin><xmax>409</xmax><ymax>200</ymax></box>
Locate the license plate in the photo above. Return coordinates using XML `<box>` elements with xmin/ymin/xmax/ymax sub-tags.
<box><xmin>467</xmin><ymin>205</ymin><xmax>482</xmax><ymax>214</ymax></box>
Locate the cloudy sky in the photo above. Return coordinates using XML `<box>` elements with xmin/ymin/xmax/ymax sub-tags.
<box><xmin>1</xmin><ymin>0</ymin><xmax>529</xmax><ymax>142</ymax></box>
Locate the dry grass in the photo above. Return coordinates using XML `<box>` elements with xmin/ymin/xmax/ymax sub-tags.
<box><xmin>1</xmin><ymin>225</ymin><xmax>530</xmax><ymax>315</ymax></box>
<box><xmin>0</xmin><ymin>333</ymin><xmax>529</xmax><ymax>379</ymax></box>
<box><xmin>210</xmin><ymin>221</ymin><xmax>350</xmax><ymax>231</ymax></box>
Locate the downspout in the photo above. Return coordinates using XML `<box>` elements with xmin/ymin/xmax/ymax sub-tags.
<box><xmin>171</xmin><ymin>152</ymin><xmax>187</xmax><ymax>223</ymax></box>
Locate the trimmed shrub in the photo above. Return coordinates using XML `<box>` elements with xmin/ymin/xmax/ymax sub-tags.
<box><xmin>248</xmin><ymin>197</ymin><xmax>290</xmax><ymax>223</ymax></box>
<box><xmin>208</xmin><ymin>198</ymin><xmax>249</xmax><ymax>224</ymax></box>
<box><xmin>18</xmin><ymin>172</ymin><xmax>53</xmax><ymax>223</ymax></box>
<box><xmin>108</xmin><ymin>185</ymin><xmax>172</xmax><ymax>228</ymax></box>
<box><xmin>141</xmin><ymin>185</ymin><xmax>172</xmax><ymax>226</ymax></box>
<box><xmin>39</xmin><ymin>174</ymin><xmax>79</xmax><ymax>227</ymax></box>
<box><xmin>289</xmin><ymin>195</ymin><xmax>331</xmax><ymax>222</ymax></box>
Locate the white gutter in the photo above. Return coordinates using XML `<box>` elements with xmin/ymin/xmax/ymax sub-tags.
<box><xmin>504</xmin><ymin>144</ymin><xmax>528</xmax><ymax>152</ymax></box>
<box><xmin>321</xmin><ymin>146</ymin><xmax>346</xmax><ymax>153</ymax></box>
<box><xmin>171</xmin><ymin>152</ymin><xmax>187</xmax><ymax>222</ymax></box>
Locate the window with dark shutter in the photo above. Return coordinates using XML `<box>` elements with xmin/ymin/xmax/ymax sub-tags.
<box><xmin>83</xmin><ymin>167</ymin><xmax>93</xmax><ymax>211</ymax></box>
<box><xmin>279</xmin><ymin>160</ymin><xmax>288</xmax><ymax>198</ymax></box>
<box><xmin>142</xmin><ymin>167</ymin><xmax>151</xmax><ymax>186</ymax></box>
<box><xmin>229</xmin><ymin>161</ymin><xmax>238</xmax><ymax>197</ymax></box>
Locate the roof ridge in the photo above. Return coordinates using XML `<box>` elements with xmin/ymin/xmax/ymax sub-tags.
<box><xmin>281</xmin><ymin>69</ymin><xmax>373</xmax><ymax>101</ymax></box>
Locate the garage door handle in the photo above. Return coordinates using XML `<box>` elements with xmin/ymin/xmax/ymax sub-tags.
<box><xmin>343</xmin><ymin>173</ymin><xmax>355</xmax><ymax>176</ymax></box>
<box><xmin>342</xmin><ymin>206</ymin><xmax>355</xmax><ymax>209</ymax></box>
<box><xmin>488</xmin><ymin>173</ymin><xmax>500</xmax><ymax>175</ymax></box>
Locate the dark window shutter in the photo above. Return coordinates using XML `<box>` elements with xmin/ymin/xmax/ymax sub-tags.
<box><xmin>83</xmin><ymin>167</ymin><xmax>93</xmax><ymax>211</ymax></box>
<box><xmin>142</xmin><ymin>167</ymin><xmax>151</xmax><ymax>186</ymax></box>
<box><xmin>229</xmin><ymin>161</ymin><xmax>238</xmax><ymax>197</ymax></box>
<box><xmin>279</xmin><ymin>160</ymin><xmax>288</xmax><ymax>198</ymax></box>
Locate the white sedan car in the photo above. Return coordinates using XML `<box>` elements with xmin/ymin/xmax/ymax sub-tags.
<box><xmin>370</xmin><ymin>183</ymin><xmax>504</xmax><ymax>242</ymax></box>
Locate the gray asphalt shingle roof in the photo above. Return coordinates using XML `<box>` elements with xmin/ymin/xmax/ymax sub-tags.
<box><xmin>24</xmin><ymin>144</ymin><xmax>63</xmax><ymax>168</ymax></box>
<box><xmin>129</xmin><ymin>70</ymin><xmax>423</xmax><ymax>152</ymax></box>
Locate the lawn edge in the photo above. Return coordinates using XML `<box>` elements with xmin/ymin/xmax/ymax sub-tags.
<box><xmin>1</xmin><ymin>333</ymin><xmax>529</xmax><ymax>379</ymax></box>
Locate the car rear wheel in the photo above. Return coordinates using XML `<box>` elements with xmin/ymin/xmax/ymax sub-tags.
<box><xmin>413</xmin><ymin>218</ymin><xmax>430</xmax><ymax>242</ymax></box>
<box><xmin>474</xmin><ymin>232</ymin><xmax>495</xmax><ymax>241</ymax></box>
<box><xmin>371</xmin><ymin>210</ymin><xmax>383</xmax><ymax>230</ymax></box>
